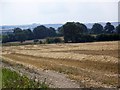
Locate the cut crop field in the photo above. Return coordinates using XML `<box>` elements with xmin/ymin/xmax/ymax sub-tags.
<box><xmin>2</xmin><ymin>41</ymin><xmax>119</xmax><ymax>88</ymax></box>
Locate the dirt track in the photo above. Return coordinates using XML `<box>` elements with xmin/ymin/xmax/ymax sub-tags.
<box><xmin>2</xmin><ymin>60</ymin><xmax>80</xmax><ymax>88</ymax></box>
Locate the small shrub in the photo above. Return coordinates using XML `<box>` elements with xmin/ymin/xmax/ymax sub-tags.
<box><xmin>46</xmin><ymin>38</ymin><xmax>53</xmax><ymax>44</ymax></box>
<box><xmin>46</xmin><ymin>37</ymin><xmax>63</xmax><ymax>44</ymax></box>
<box><xmin>39</xmin><ymin>40</ymin><xmax>43</xmax><ymax>44</ymax></box>
<box><xmin>33</xmin><ymin>39</ymin><xmax>39</xmax><ymax>43</ymax></box>
<box><xmin>54</xmin><ymin>38</ymin><xmax>63</xmax><ymax>43</ymax></box>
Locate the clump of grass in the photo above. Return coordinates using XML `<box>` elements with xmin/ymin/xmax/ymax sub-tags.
<box><xmin>52</xmin><ymin>66</ymin><xmax>79</xmax><ymax>75</ymax></box>
<box><xmin>2</xmin><ymin>68</ymin><xmax>48</xmax><ymax>88</ymax></box>
<box><xmin>0</xmin><ymin>68</ymin><xmax>2</xmax><ymax>89</ymax></box>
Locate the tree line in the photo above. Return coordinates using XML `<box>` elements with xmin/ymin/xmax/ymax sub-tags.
<box><xmin>2</xmin><ymin>25</ymin><xmax>56</xmax><ymax>43</ymax></box>
<box><xmin>58</xmin><ymin>22</ymin><xmax>120</xmax><ymax>43</ymax></box>
<box><xmin>2</xmin><ymin>22</ymin><xmax>120</xmax><ymax>43</ymax></box>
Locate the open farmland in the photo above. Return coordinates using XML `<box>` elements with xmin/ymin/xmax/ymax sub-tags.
<box><xmin>2</xmin><ymin>41</ymin><xmax>119</xmax><ymax>88</ymax></box>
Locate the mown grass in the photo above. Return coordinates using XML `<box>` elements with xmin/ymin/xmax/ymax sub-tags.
<box><xmin>2</xmin><ymin>68</ymin><xmax>48</xmax><ymax>89</ymax></box>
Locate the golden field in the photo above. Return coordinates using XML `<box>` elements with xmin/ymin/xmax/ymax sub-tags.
<box><xmin>2</xmin><ymin>41</ymin><xmax>119</xmax><ymax>88</ymax></box>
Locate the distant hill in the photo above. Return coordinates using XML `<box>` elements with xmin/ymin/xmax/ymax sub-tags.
<box><xmin>0</xmin><ymin>23</ymin><xmax>62</xmax><ymax>35</ymax></box>
<box><xmin>0</xmin><ymin>23</ymin><xmax>62</xmax><ymax>30</ymax></box>
<box><xmin>44</xmin><ymin>24</ymin><xmax>63</xmax><ymax>29</ymax></box>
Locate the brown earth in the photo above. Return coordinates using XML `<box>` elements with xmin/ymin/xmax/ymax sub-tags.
<box><xmin>1</xmin><ymin>41</ymin><xmax>119</xmax><ymax>88</ymax></box>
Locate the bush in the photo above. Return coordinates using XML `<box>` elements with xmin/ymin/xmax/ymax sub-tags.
<box><xmin>33</xmin><ymin>39</ymin><xmax>39</xmax><ymax>43</ymax></box>
<box><xmin>46</xmin><ymin>37</ymin><xmax>63</xmax><ymax>44</ymax></box>
<box><xmin>54</xmin><ymin>38</ymin><xmax>63</xmax><ymax>43</ymax></box>
<box><xmin>46</xmin><ymin>38</ymin><xmax>53</xmax><ymax>44</ymax></box>
<box><xmin>80</xmin><ymin>34</ymin><xmax>95</xmax><ymax>42</ymax></box>
<box><xmin>96</xmin><ymin>34</ymin><xmax>120</xmax><ymax>41</ymax></box>
<box><xmin>39</xmin><ymin>40</ymin><xmax>43</xmax><ymax>44</ymax></box>
<box><xmin>74</xmin><ymin>34</ymin><xmax>95</xmax><ymax>43</ymax></box>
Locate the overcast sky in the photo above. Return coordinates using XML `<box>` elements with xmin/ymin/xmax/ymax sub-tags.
<box><xmin>0</xmin><ymin>0</ymin><xmax>119</xmax><ymax>25</ymax></box>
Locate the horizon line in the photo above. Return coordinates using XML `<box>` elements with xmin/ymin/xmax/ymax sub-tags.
<box><xmin>0</xmin><ymin>21</ymin><xmax>119</xmax><ymax>26</ymax></box>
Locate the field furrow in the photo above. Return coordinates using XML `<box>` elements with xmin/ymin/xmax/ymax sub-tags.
<box><xmin>2</xmin><ymin>41</ymin><xmax>119</xmax><ymax>88</ymax></box>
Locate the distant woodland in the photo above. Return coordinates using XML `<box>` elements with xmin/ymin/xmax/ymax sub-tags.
<box><xmin>2</xmin><ymin>22</ymin><xmax>120</xmax><ymax>43</ymax></box>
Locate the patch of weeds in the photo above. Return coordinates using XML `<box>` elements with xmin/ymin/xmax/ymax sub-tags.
<box><xmin>2</xmin><ymin>68</ymin><xmax>48</xmax><ymax>89</ymax></box>
<box><xmin>52</xmin><ymin>66</ymin><xmax>79</xmax><ymax>75</ymax></box>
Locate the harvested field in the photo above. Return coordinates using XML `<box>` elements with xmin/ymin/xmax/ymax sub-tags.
<box><xmin>2</xmin><ymin>41</ymin><xmax>119</xmax><ymax>88</ymax></box>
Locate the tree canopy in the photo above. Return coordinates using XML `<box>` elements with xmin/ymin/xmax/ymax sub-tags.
<box><xmin>33</xmin><ymin>25</ymin><xmax>56</xmax><ymax>39</ymax></box>
<box><xmin>91</xmin><ymin>23</ymin><xmax>103</xmax><ymax>34</ymax></box>
<box><xmin>2</xmin><ymin>22</ymin><xmax>120</xmax><ymax>43</ymax></box>
<box><xmin>116</xmin><ymin>24</ymin><xmax>120</xmax><ymax>34</ymax></box>
<box><xmin>13</xmin><ymin>28</ymin><xmax>26</xmax><ymax>43</ymax></box>
<box><xmin>59</xmin><ymin>22</ymin><xmax>88</xmax><ymax>42</ymax></box>
<box><xmin>104</xmin><ymin>22</ymin><xmax>115</xmax><ymax>34</ymax></box>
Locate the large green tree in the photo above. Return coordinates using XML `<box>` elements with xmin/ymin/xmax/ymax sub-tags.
<box><xmin>48</xmin><ymin>27</ymin><xmax>56</xmax><ymax>37</ymax></box>
<box><xmin>63</xmin><ymin>22</ymin><xmax>78</xmax><ymax>42</ymax></box>
<box><xmin>58</xmin><ymin>27</ymin><xmax>64</xmax><ymax>36</ymax></box>
<box><xmin>75</xmin><ymin>22</ymin><xmax>88</xmax><ymax>34</ymax></box>
<box><xmin>61</xmin><ymin>22</ymin><xmax>88</xmax><ymax>43</ymax></box>
<box><xmin>13</xmin><ymin>28</ymin><xmax>26</xmax><ymax>43</ymax></box>
<box><xmin>33</xmin><ymin>25</ymin><xmax>48</xmax><ymax>39</ymax></box>
<box><xmin>91</xmin><ymin>23</ymin><xmax>103</xmax><ymax>34</ymax></box>
<box><xmin>23</xmin><ymin>29</ymin><xmax>34</xmax><ymax>40</ymax></box>
<box><xmin>104</xmin><ymin>22</ymin><xmax>115</xmax><ymax>34</ymax></box>
<box><xmin>2</xmin><ymin>35</ymin><xmax>9</xmax><ymax>43</ymax></box>
<box><xmin>33</xmin><ymin>25</ymin><xmax>57</xmax><ymax>39</ymax></box>
<box><xmin>116</xmin><ymin>24</ymin><xmax>120</xmax><ymax>34</ymax></box>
